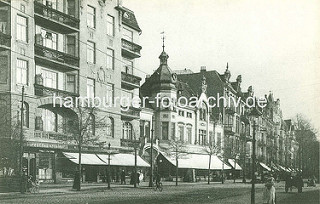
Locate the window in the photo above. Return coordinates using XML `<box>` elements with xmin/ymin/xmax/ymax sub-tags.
<box><xmin>66</xmin><ymin>35</ymin><xmax>76</xmax><ymax>56</ymax></box>
<box><xmin>22</xmin><ymin>102</ymin><xmax>29</xmax><ymax>128</ymax></box>
<box><xmin>171</xmin><ymin>122</ymin><xmax>175</xmax><ymax>140</ymax></box>
<box><xmin>161</xmin><ymin>122</ymin><xmax>169</xmax><ymax>140</ymax></box>
<box><xmin>187</xmin><ymin>126</ymin><xmax>192</xmax><ymax>144</ymax></box>
<box><xmin>209</xmin><ymin>131</ymin><xmax>214</xmax><ymax>146</ymax></box>
<box><xmin>87</xmin><ymin>78</ymin><xmax>95</xmax><ymax>98</ymax></box>
<box><xmin>217</xmin><ymin>133</ymin><xmax>222</xmax><ymax>148</ymax></box>
<box><xmin>41</xmin><ymin>69</ymin><xmax>57</xmax><ymax>89</ymax></box>
<box><xmin>107</xmin><ymin>48</ymin><xmax>114</xmax><ymax>69</ymax></box>
<box><xmin>199</xmin><ymin>103</ymin><xmax>207</xmax><ymax>121</ymax></box>
<box><xmin>178</xmin><ymin>125</ymin><xmax>184</xmax><ymax>141</ymax></box>
<box><xmin>42</xmin><ymin>109</ymin><xmax>56</xmax><ymax>132</ymax></box>
<box><xmin>35</xmin><ymin>116</ymin><xmax>43</xmax><ymax>131</ymax></box>
<box><xmin>66</xmin><ymin>74</ymin><xmax>76</xmax><ymax>93</ymax></box>
<box><xmin>16</xmin><ymin>59</ymin><xmax>28</xmax><ymax>85</ymax></box>
<box><xmin>107</xmin><ymin>15</ymin><xmax>114</xmax><ymax>36</ymax></box>
<box><xmin>122</xmin><ymin>122</ymin><xmax>133</xmax><ymax>140</ymax></box>
<box><xmin>121</xmin><ymin>90</ymin><xmax>133</xmax><ymax>101</ymax></box>
<box><xmin>88</xmin><ymin>113</ymin><xmax>95</xmax><ymax>135</ymax></box>
<box><xmin>106</xmin><ymin>83</ymin><xmax>114</xmax><ymax>104</ymax></box>
<box><xmin>178</xmin><ymin>110</ymin><xmax>184</xmax><ymax>117</ymax></box>
<box><xmin>17</xmin><ymin>15</ymin><xmax>27</xmax><ymax>42</ymax></box>
<box><xmin>123</xmin><ymin>28</ymin><xmax>133</xmax><ymax>42</ymax></box>
<box><xmin>187</xmin><ymin>112</ymin><xmax>192</xmax><ymax>118</ymax></box>
<box><xmin>87</xmin><ymin>5</ymin><xmax>95</xmax><ymax>28</ymax></box>
<box><xmin>122</xmin><ymin>58</ymin><xmax>133</xmax><ymax>74</ymax></box>
<box><xmin>106</xmin><ymin>117</ymin><xmax>114</xmax><ymax>137</ymax></box>
<box><xmin>87</xmin><ymin>41</ymin><xmax>95</xmax><ymax>64</ymax></box>
<box><xmin>198</xmin><ymin>130</ymin><xmax>207</xmax><ymax>145</ymax></box>
<box><xmin>42</xmin><ymin>29</ymin><xmax>57</xmax><ymax>50</ymax></box>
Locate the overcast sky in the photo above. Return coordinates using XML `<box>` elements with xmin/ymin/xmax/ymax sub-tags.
<box><xmin>124</xmin><ymin>0</ymin><xmax>320</xmax><ymax>135</ymax></box>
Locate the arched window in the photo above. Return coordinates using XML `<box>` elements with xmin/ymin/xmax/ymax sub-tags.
<box><xmin>106</xmin><ymin>117</ymin><xmax>114</xmax><ymax>138</ymax></box>
<box><xmin>199</xmin><ymin>102</ymin><xmax>207</xmax><ymax>121</ymax></box>
<box><xmin>122</xmin><ymin>122</ymin><xmax>132</xmax><ymax>140</ymax></box>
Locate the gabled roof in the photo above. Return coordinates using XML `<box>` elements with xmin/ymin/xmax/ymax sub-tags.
<box><xmin>177</xmin><ymin>70</ymin><xmax>225</xmax><ymax>97</ymax></box>
<box><xmin>116</xmin><ymin>6</ymin><xmax>142</xmax><ymax>32</ymax></box>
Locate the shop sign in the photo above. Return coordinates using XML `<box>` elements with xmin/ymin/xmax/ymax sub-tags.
<box><xmin>26</xmin><ymin>141</ymin><xmax>67</xmax><ymax>149</ymax></box>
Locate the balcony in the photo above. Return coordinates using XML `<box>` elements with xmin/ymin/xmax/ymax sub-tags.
<box><xmin>121</xmin><ymin>39</ymin><xmax>141</xmax><ymax>59</ymax></box>
<box><xmin>121</xmin><ymin>106</ymin><xmax>140</xmax><ymax>120</ymax></box>
<box><xmin>121</xmin><ymin>72</ymin><xmax>141</xmax><ymax>90</ymax></box>
<box><xmin>0</xmin><ymin>32</ymin><xmax>10</xmax><ymax>50</ymax></box>
<box><xmin>35</xmin><ymin>44</ymin><xmax>79</xmax><ymax>70</ymax></box>
<box><xmin>34</xmin><ymin>83</ymin><xmax>79</xmax><ymax>98</ymax></box>
<box><xmin>120</xmin><ymin>139</ymin><xmax>140</xmax><ymax>148</ymax></box>
<box><xmin>224</xmin><ymin>124</ymin><xmax>235</xmax><ymax>135</ymax></box>
<box><xmin>34</xmin><ymin>1</ymin><xmax>79</xmax><ymax>34</ymax></box>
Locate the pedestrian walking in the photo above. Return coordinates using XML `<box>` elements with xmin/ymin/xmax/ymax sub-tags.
<box><xmin>121</xmin><ymin>170</ymin><xmax>126</xmax><ymax>184</ymax></box>
<box><xmin>263</xmin><ymin>177</ymin><xmax>276</xmax><ymax>204</ymax></box>
<box><xmin>139</xmin><ymin>170</ymin><xmax>144</xmax><ymax>183</ymax></box>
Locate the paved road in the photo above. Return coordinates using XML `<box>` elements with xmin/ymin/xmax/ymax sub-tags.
<box><xmin>0</xmin><ymin>182</ymin><xmax>318</xmax><ymax>204</ymax></box>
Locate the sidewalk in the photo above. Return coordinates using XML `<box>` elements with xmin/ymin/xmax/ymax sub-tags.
<box><xmin>0</xmin><ymin>180</ymin><xmax>265</xmax><ymax>200</ymax></box>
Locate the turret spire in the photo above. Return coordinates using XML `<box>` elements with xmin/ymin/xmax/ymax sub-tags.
<box><xmin>161</xmin><ymin>31</ymin><xmax>165</xmax><ymax>52</ymax></box>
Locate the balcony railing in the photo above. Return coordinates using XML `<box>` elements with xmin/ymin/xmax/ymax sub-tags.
<box><xmin>34</xmin><ymin>1</ymin><xmax>79</xmax><ymax>32</ymax></box>
<box><xmin>120</xmin><ymin>139</ymin><xmax>140</xmax><ymax>148</ymax></box>
<box><xmin>34</xmin><ymin>83</ymin><xmax>79</xmax><ymax>98</ymax></box>
<box><xmin>121</xmin><ymin>72</ymin><xmax>141</xmax><ymax>90</ymax></box>
<box><xmin>0</xmin><ymin>32</ymin><xmax>10</xmax><ymax>48</ymax></box>
<box><xmin>35</xmin><ymin>44</ymin><xmax>79</xmax><ymax>68</ymax></box>
<box><xmin>121</xmin><ymin>39</ymin><xmax>141</xmax><ymax>58</ymax></box>
<box><xmin>121</xmin><ymin>106</ymin><xmax>140</xmax><ymax>119</ymax></box>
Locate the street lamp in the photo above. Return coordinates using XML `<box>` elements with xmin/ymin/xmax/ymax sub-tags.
<box><xmin>106</xmin><ymin>143</ymin><xmax>112</xmax><ymax>189</ymax></box>
<box><xmin>149</xmin><ymin>115</ymin><xmax>155</xmax><ymax>187</ymax></box>
<box><xmin>249</xmin><ymin>106</ymin><xmax>262</xmax><ymax>204</ymax></box>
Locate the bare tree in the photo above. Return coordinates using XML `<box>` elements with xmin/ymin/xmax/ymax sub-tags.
<box><xmin>161</xmin><ymin>139</ymin><xmax>186</xmax><ymax>186</ymax></box>
<box><xmin>66</xmin><ymin>104</ymin><xmax>105</xmax><ymax>191</ymax></box>
<box><xmin>204</xmin><ymin>143</ymin><xmax>220</xmax><ymax>184</ymax></box>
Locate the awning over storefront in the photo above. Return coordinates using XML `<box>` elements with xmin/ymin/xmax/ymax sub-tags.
<box><xmin>161</xmin><ymin>153</ymin><xmax>231</xmax><ymax>170</ymax></box>
<box><xmin>228</xmin><ymin>159</ymin><xmax>242</xmax><ymax>170</ymax></box>
<box><xmin>63</xmin><ymin>152</ymin><xmax>106</xmax><ymax>165</ymax></box>
<box><xmin>63</xmin><ymin>152</ymin><xmax>150</xmax><ymax>167</ymax></box>
<box><xmin>97</xmin><ymin>153</ymin><xmax>150</xmax><ymax>167</ymax></box>
<box><xmin>259</xmin><ymin>162</ymin><xmax>271</xmax><ymax>171</ymax></box>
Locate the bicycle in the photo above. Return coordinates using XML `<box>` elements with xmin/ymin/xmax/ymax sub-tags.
<box><xmin>28</xmin><ymin>179</ymin><xmax>40</xmax><ymax>193</ymax></box>
<box><xmin>153</xmin><ymin>181</ymin><xmax>163</xmax><ymax>192</ymax></box>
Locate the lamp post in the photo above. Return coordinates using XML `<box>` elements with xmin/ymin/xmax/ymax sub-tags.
<box><xmin>107</xmin><ymin>143</ymin><xmax>111</xmax><ymax>189</ymax></box>
<box><xmin>149</xmin><ymin>116</ymin><xmax>155</xmax><ymax>187</ymax></box>
<box><xmin>19</xmin><ymin>86</ymin><xmax>25</xmax><ymax>194</ymax></box>
<box><xmin>250</xmin><ymin>106</ymin><xmax>262</xmax><ymax>204</ymax></box>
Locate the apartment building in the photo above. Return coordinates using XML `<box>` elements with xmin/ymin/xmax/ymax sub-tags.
<box><xmin>0</xmin><ymin>0</ymin><xmax>144</xmax><ymax>183</ymax></box>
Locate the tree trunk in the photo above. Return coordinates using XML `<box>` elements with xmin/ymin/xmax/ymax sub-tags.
<box><xmin>77</xmin><ymin>142</ymin><xmax>82</xmax><ymax>191</ymax></box>
<box><xmin>176</xmin><ymin>155</ymin><xmax>178</xmax><ymax>186</ymax></box>
<box><xmin>208</xmin><ymin>154</ymin><xmax>211</xmax><ymax>184</ymax></box>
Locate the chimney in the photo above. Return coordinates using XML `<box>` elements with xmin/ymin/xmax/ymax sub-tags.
<box><xmin>200</xmin><ymin>66</ymin><xmax>206</xmax><ymax>72</ymax></box>
<box><xmin>146</xmin><ymin>74</ymin><xmax>151</xmax><ymax>79</ymax></box>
